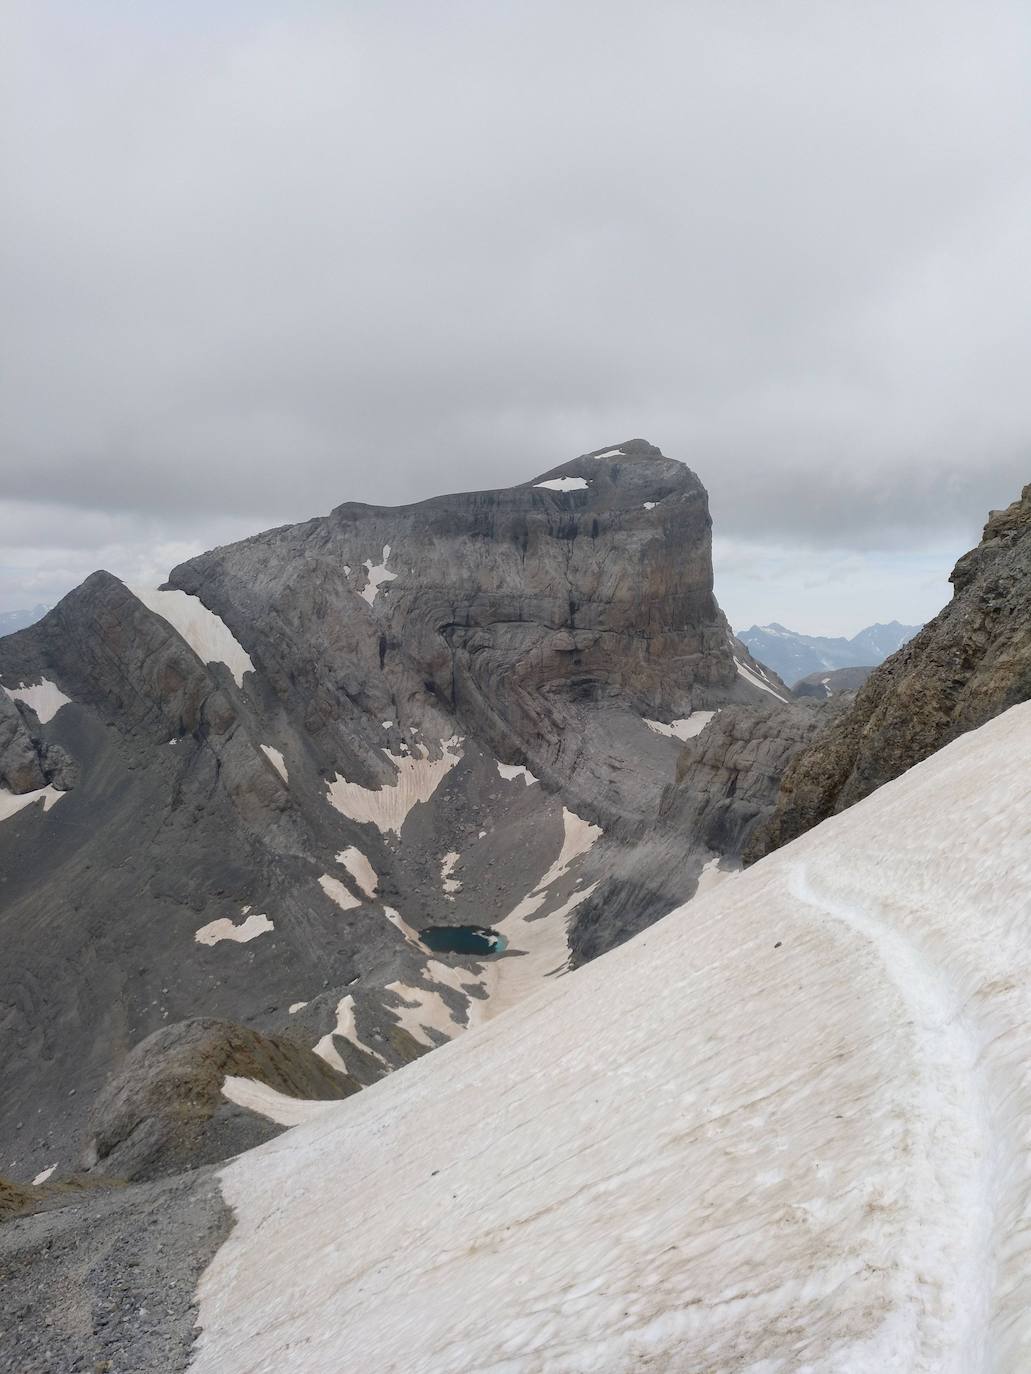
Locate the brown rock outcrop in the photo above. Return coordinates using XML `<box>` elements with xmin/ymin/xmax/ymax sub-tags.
<box><xmin>748</xmin><ymin>484</ymin><xmax>1031</xmax><ymax>861</ymax></box>
<box><xmin>84</xmin><ymin>1018</ymin><xmax>359</xmax><ymax>1182</ymax></box>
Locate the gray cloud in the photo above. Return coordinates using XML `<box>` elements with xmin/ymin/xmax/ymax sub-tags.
<box><xmin>3</xmin><ymin>1</ymin><xmax>1030</xmax><ymax>628</ymax></box>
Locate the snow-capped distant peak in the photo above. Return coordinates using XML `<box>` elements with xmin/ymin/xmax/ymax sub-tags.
<box><xmin>737</xmin><ymin>620</ymin><xmax>921</xmax><ymax>688</ymax></box>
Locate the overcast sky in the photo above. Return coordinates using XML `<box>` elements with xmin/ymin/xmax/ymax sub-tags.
<box><xmin>3</xmin><ymin>1</ymin><xmax>1029</xmax><ymax>635</ymax></box>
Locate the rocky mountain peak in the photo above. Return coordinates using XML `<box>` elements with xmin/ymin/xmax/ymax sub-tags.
<box><xmin>951</xmin><ymin>481</ymin><xmax>1031</xmax><ymax>593</ymax></box>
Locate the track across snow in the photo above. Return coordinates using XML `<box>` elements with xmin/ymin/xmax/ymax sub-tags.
<box><xmin>191</xmin><ymin>703</ymin><xmax>1031</xmax><ymax>1372</ymax></box>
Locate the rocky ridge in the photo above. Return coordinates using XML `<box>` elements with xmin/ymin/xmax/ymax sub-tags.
<box><xmin>749</xmin><ymin>483</ymin><xmax>1031</xmax><ymax>859</ymax></box>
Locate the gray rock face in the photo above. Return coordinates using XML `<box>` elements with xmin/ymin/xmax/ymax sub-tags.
<box><xmin>0</xmin><ymin>440</ymin><xmax>812</xmax><ymax>1181</ymax></box>
<box><xmin>749</xmin><ymin>484</ymin><xmax>1031</xmax><ymax>861</ymax></box>
<box><xmin>0</xmin><ymin>692</ymin><xmax>47</xmax><ymax>793</ymax></box>
<box><xmin>566</xmin><ymin>699</ymin><xmax>829</xmax><ymax>964</ymax></box>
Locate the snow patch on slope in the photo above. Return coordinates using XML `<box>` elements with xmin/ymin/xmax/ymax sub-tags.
<box><xmin>260</xmin><ymin>745</ymin><xmax>288</xmax><ymax>782</ymax></box>
<box><xmin>534</xmin><ymin>477</ymin><xmax>589</xmax><ymax>492</ymax></box>
<box><xmin>318</xmin><ymin>874</ymin><xmax>360</xmax><ymax>911</ymax></box>
<box><xmin>472</xmin><ymin>808</ymin><xmax>603</xmax><ymax>1021</ymax></box>
<box><xmin>0</xmin><ymin>785</ymin><xmax>66</xmax><ymax>823</ymax></box>
<box><xmin>535</xmin><ymin>807</ymin><xmax>603</xmax><ymax>892</ymax></box>
<box><xmin>384</xmin><ymin>982</ymin><xmax>461</xmax><ymax>1047</ymax></box>
<box><xmin>131</xmin><ymin>586</ymin><xmax>254</xmax><ymax>687</ymax></box>
<box><xmin>326</xmin><ymin>738</ymin><xmax>462</xmax><ymax>837</ymax></box>
<box><xmin>383</xmin><ymin>906</ymin><xmax>423</xmax><ymax>946</ymax></box>
<box><xmin>643</xmin><ymin>711</ymin><xmax>716</xmax><ymax>741</ymax></box>
<box><xmin>313</xmin><ymin>994</ymin><xmax>384</xmax><ymax>1073</ymax></box>
<box><xmin>496</xmin><ymin>761</ymin><xmax>538</xmax><ymax>785</ymax></box>
<box><xmin>1</xmin><ymin>677</ymin><xmax>72</xmax><ymax>723</ymax></box>
<box><xmin>483</xmin><ymin>882</ymin><xmax>599</xmax><ymax>1011</ymax></box>
<box><xmin>336</xmin><ymin>847</ymin><xmax>378</xmax><ymax>899</ymax></box>
<box><xmin>735</xmin><ymin>657</ymin><xmax>788</xmax><ymax>703</ymax></box>
<box><xmin>440</xmin><ymin>851</ymin><xmax>461</xmax><ymax>896</ymax></box>
<box><xmin>360</xmin><ymin>546</ymin><xmax>397</xmax><ymax>605</ymax></box>
<box><xmin>221</xmin><ymin>1078</ymin><xmax>337</xmax><ymax>1127</ymax></box>
<box><xmin>195</xmin><ymin>912</ymin><xmax>273</xmax><ymax>946</ymax></box>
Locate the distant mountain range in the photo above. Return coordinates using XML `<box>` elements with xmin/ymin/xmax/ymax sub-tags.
<box><xmin>0</xmin><ymin>604</ymin><xmax>50</xmax><ymax>636</ymax></box>
<box><xmin>736</xmin><ymin>620</ymin><xmax>921</xmax><ymax>687</ymax></box>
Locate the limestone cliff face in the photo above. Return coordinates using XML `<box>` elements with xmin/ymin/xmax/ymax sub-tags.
<box><xmin>748</xmin><ymin>483</ymin><xmax>1031</xmax><ymax>861</ymax></box>
<box><xmin>166</xmin><ymin>440</ymin><xmax>753</xmax><ymax>820</ymax></box>
<box><xmin>0</xmin><ymin>439</ymin><xmax>809</xmax><ymax>1177</ymax></box>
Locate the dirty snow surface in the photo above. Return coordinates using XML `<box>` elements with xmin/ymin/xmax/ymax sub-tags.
<box><xmin>0</xmin><ymin>784</ymin><xmax>66</xmax><ymax>823</ymax></box>
<box><xmin>326</xmin><ymin>738</ymin><xmax>462</xmax><ymax>836</ymax></box>
<box><xmin>130</xmin><ymin>585</ymin><xmax>254</xmax><ymax>686</ymax></box>
<box><xmin>643</xmin><ymin>711</ymin><xmax>716</xmax><ymax>740</ymax></box>
<box><xmin>336</xmin><ymin>846</ymin><xmax>378</xmax><ymax>898</ymax></box>
<box><xmin>360</xmin><ymin>545</ymin><xmax>398</xmax><ymax>604</ymax></box>
<box><xmin>496</xmin><ymin>760</ymin><xmax>538</xmax><ymax>785</ymax></box>
<box><xmin>1</xmin><ymin>676</ymin><xmax>72</xmax><ymax>722</ymax></box>
<box><xmin>191</xmin><ymin>703</ymin><xmax>1031</xmax><ymax>1373</ymax></box>
<box><xmin>221</xmin><ymin>1077</ymin><xmax>337</xmax><ymax>1127</ymax></box>
<box><xmin>194</xmin><ymin>911</ymin><xmax>274</xmax><ymax>946</ymax></box>
<box><xmin>260</xmin><ymin>745</ymin><xmax>288</xmax><ymax>781</ymax></box>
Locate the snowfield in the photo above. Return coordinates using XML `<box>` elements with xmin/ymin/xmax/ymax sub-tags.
<box><xmin>191</xmin><ymin>703</ymin><xmax>1031</xmax><ymax>1373</ymax></box>
<box><xmin>130</xmin><ymin>585</ymin><xmax>255</xmax><ymax>687</ymax></box>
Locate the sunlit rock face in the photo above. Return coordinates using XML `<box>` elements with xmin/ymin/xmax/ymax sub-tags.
<box><xmin>0</xmin><ymin>440</ymin><xmax>813</xmax><ymax>1179</ymax></box>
